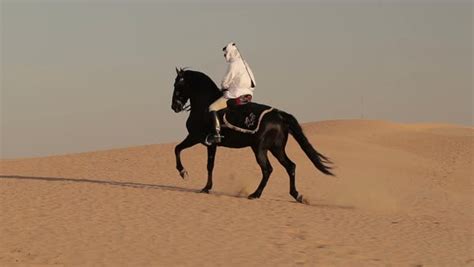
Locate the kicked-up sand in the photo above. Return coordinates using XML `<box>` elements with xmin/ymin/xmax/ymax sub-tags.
<box><xmin>0</xmin><ymin>120</ymin><xmax>472</xmax><ymax>266</ymax></box>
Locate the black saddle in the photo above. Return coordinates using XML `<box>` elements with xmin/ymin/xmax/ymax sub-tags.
<box><xmin>219</xmin><ymin>102</ymin><xmax>273</xmax><ymax>134</ymax></box>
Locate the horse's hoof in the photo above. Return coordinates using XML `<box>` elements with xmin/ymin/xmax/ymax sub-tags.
<box><xmin>296</xmin><ymin>194</ymin><xmax>309</xmax><ymax>204</ymax></box>
<box><xmin>179</xmin><ymin>169</ymin><xmax>188</xmax><ymax>179</ymax></box>
<box><xmin>200</xmin><ymin>188</ymin><xmax>210</xmax><ymax>194</ymax></box>
<box><xmin>248</xmin><ymin>193</ymin><xmax>260</xmax><ymax>200</ymax></box>
<box><xmin>296</xmin><ymin>194</ymin><xmax>304</xmax><ymax>203</ymax></box>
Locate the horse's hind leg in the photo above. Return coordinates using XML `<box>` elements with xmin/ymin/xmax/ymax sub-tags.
<box><xmin>248</xmin><ymin>147</ymin><xmax>273</xmax><ymax>199</ymax></box>
<box><xmin>201</xmin><ymin>145</ymin><xmax>216</xmax><ymax>193</ymax></box>
<box><xmin>270</xmin><ymin>147</ymin><xmax>302</xmax><ymax>203</ymax></box>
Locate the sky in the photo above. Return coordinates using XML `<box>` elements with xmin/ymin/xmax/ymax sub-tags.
<box><xmin>1</xmin><ymin>0</ymin><xmax>472</xmax><ymax>159</ymax></box>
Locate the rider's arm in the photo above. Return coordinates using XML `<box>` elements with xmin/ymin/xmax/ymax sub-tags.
<box><xmin>220</xmin><ymin>63</ymin><xmax>235</xmax><ymax>90</ymax></box>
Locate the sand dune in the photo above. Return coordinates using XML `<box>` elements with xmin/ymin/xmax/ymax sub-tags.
<box><xmin>1</xmin><ymin>120</ymin><xmax>472</xmax><ymax>266</ymax></box>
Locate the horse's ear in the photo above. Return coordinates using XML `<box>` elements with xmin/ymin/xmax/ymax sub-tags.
<box><xmin>175</xmin><ymin>67</ymin><xmax>180</xmax><ymax>75</ymax></box>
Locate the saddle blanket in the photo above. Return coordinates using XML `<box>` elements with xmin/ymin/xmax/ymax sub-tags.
<box><xmin>221</xmin><ymin>103</ymin><xmax>274</xmax><ymax>134</ymax></box>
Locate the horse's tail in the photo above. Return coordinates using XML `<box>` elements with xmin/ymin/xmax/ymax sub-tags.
<box><xmin>280</xmin><ymin>111</ymin><xmax>334</xmax><ymax>176</ymax></box>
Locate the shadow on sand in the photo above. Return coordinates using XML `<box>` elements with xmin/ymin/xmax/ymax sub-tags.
<box><xmin>0</xmin><ymin>174</ymin><xmax>198</xmax><ymax>193</ymax></box>
<box><xmin>0</xmin><ymin>175</ymin><xmax>354</xmax><ymax>210</ymax></box>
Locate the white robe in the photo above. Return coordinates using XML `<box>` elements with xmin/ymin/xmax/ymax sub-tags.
<box><xmin>221</xmin><ymin>42</ymin><xmax>256</xmax><ymax>99</ymax></box>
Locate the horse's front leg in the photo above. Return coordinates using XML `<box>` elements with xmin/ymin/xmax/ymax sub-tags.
<box><xmin>201</xmin><ymin>145</ymin><xmax>217</xmax><ymax>193</ymax></box>
<box><xmin>175</xmin><ymin>135</ymin><xmax>199</xmax><ymax>179</ymax></box>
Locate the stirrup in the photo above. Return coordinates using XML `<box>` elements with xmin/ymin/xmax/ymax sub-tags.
<box><xmin>205</xmin><ymin>134</ymin><xmax>223</xmax><ymax>146</ymax></box>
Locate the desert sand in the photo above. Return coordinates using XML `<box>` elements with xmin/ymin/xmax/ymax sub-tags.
<box><xmin>1</xmin><ymin>120</ymin><xmax>472</xmax><ymax>266</ymax></box>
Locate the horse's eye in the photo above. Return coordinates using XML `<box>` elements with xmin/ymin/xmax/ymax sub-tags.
<box><xmin>175</xmin><ymin>91</ymin><xmax>180</xmax><ymax>96</ymax></box>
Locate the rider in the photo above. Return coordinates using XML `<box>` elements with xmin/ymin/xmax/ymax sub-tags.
<box><xmin>205</xmin><ymin>42</ymin><xmax>256</xmax><ymax>145</ymax></box>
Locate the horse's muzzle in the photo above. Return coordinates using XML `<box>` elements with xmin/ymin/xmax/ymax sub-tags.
<box><xmin>172</xmin><ymin>99</ymin><xmax>184</xmax><ymax>113</ymax></box>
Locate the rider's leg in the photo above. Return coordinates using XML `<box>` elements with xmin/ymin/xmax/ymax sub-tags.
<box><xmin>206</xmin><ymin>97</ymin><xmax>228</xmax><ymax>145</ymax></box>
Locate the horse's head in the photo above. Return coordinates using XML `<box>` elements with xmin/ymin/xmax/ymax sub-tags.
<box><xmin>171</xmin><ymin>67</ymin><xmax>191</xmax><ymax>113</ymax></box>
<box><xmin>171</xmin><ymin>67</ymin><xmax>222</xmax><ymax>113</ymax></box>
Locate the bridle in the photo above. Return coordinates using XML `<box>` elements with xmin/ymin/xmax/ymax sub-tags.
<box><xmin>173</xmin><ymin>85</ymin><xmax>191</xmax><ymax>112</ymax></box>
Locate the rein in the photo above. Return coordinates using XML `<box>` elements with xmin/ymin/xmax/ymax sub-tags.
<box><xmin>183</xmin><ymin>103</ymin><xmax>191</xmax><ymax>112</ymax></box>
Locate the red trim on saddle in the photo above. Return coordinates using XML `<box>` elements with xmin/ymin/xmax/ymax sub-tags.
<box><xmin>235</xmin><ymin>94</ymin><xmax>252</xmax><ymax>105</ymax></box>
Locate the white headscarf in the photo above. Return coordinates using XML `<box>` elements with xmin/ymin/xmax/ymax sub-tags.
<box><xmin>223</xmin><ymin>42</ymin><xmax>241</xmax><ymax>62</ymax></box>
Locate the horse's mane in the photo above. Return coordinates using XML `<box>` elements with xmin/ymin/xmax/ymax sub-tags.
<box><xmin>183</xmin><ymin>70</ymin><xmax>221</xmax><ymax>94</ymax></box>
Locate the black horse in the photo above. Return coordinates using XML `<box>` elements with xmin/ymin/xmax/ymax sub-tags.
<box><xmin>171</xmin><ymin>68</ymin><xmax>333</xmax><ymax>203</ymax></box>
